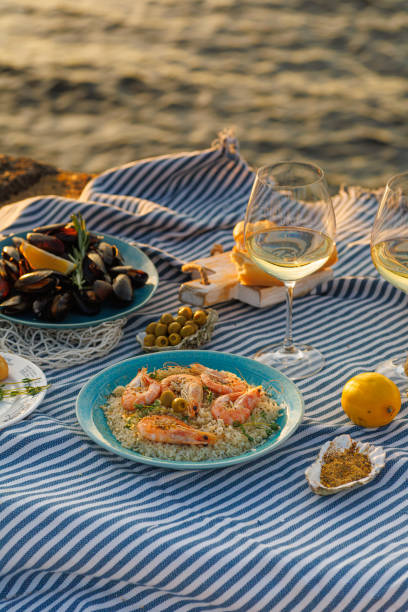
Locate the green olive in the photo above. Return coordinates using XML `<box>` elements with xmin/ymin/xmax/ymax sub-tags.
<box><xmin>155</xmin><ymin>323</ymin><xmax>167</xmax><ymax>337</ymax></box>
<box><xmin>168</xmin><ymin>321</ymin><xmax>181</xmax><ymax>334</ymax></box>
<box><xmin>145</xmin><ymin>322</ymin><xmax>157</xmax><ymax>334</ymax></box>
<box><xmin>175</xmin><ymin>315</ymin><xmax>186</xmax><ymax>327</ymax></box>
<box><xmin>168</xmin><ymin>332</ymin><xmax>181</xmax><ymax>346</ymax></box>
<box><xmin>160</xmin><ymin>312</ymin><xmax>174</xmax><ymax>325</ymax></box>
<box><xmin>193</xmin><ymin>310</ymin><xmax>208</xmax><ymax>326</ymax></box>
<box><xmin>160</xmin><ymin>389</ymin><xmax>176</xmax><ymax>406</ymax></box>
<box><xmin>172</xmin><ymin>397</ymin><xmax>188</xmax><ymax>412</ymax></box>
<box><xmin>155</xmin><ymin>335</ymin><xmax>169</xmax><ymax>347</ymax></box>
<box><xmin>178</xmin><ymin>305</ymin><xmax>193</xmax><ymax>320</ymax></box>
<box><xmin>180</xmin><ymin>324</ymin><xmax>195</xmax><ymax>337</ymax></box>
<box><xmin>143</xmin><ymin>333</ymin><xmax>156</xmax><ymax>347</ymax></box>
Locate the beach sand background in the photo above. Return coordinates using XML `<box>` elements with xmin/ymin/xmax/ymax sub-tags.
<box><xmin>1</xmin><ymin>0</ymin><xmax>407</xmax><ymax>190</ymax></box>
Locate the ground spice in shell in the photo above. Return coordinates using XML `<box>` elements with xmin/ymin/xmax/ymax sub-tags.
<box><xmin>320</xmin><ymin>441</ymin><xmax>372</xmax><ymax>488</ymax></box>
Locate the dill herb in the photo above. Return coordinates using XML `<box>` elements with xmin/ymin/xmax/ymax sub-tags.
<box><xmin>0</xmin><ymin>378</ymin><xmax>50</xmax><ymax>401</ymax></box>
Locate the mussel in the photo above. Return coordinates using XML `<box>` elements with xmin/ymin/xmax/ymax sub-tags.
<box><xmin>110</xmin><ymin>266</ymin><xmax>148</xmax><ymax>288</ymax></box>
<box><xmin>27</xmin><ymin>233</ymin><xmax>65</xmax><ymax>256</ymax></box>
<box><xmin>112</xmin><ymin>274</ymin><xmax>133</xmax><ymax>304</ymax></box>
<box><xmin>0</xmin><ymin>278</ymin><xmax>10</xmax><ymax>299</ymax></box>
<box><xmin>96</xmin><ymin>242</ymin><xmax>115</xmax><ymax>267</ymax></box>
<box><xmin>14</xmin><ymin>270</ymin><xmax>57</xmax><ymax>294</ymax></box>
<box><xmin>49</xmin><ymin>293</ymin><xmax>72</xmax><ymax>321</ymax></box>
<box><xmin>93</xmin><ymin>279</ymin><xmax>113</xmax><ymax>302</ymax></box>
<box><xmin>2</xmin><ymin>245</ymin><xmax>20</xmax><ymax>262</ymax></box>
<box><xmin>0</xmin><ymin>294</ymin><xmax>31</xmax><ymax>315</ymax></box>
<box><xmin>73</xmin><ymin>289</ymin><xmax>101</xmax><ymax>315</ymax></box>
<box><xmin>82</xmin><ymin>252</ymin><xmax>106</xmax><ymax>284</ymax></box>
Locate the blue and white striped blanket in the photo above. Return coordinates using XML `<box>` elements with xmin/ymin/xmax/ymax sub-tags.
<box><xmin>1</xmin><ymin>136</ymin><xmax>407</xmax><ymax>612</ymax></box>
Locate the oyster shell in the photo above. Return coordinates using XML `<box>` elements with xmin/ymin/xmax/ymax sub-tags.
<box><xmin>137</xmin><ymin>308</ymin><xmax>218</xmax><ymax>353</ymax></box>
<box><xmin>305</xmin><ymin>434</ymin><xmax>386</xmax><ymax>496</ymax></box>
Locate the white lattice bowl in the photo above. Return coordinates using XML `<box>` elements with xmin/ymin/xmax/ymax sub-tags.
<box><xmin>305</xmin><ymin>434</ymin><xmax>386</xmax><ymax>496</ymax></box>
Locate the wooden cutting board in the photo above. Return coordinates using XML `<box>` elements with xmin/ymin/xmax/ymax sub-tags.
<box><xmin>179</xmin><ymin>251</ymin><xmax>333</xmax><ymax>308</ymax></box>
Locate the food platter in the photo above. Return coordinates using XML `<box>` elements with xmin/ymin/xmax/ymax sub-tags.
<box><xmin>76</xmin><ymin>350</ymin><xmax>304</xmax><ymax>470</ymax></box>
<box><xmin>0</xmin><ymin>232</ymin><xmax>159</xmax><ymax>329</ymax></box>
<box><xmin>0</xmin><ymin>352</ymin><xmax>47</xmax><ymax>429</ymax></box>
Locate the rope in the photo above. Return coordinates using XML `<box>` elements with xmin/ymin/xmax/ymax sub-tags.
<box><xmin>0</xmin><ymin>319</ymin><xmax>126</xmax><ymax>369</ymax></box>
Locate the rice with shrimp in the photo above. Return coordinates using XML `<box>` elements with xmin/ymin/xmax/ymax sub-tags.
<box><xmin>102</xmin><ymin>365</ymin><xmax>282</xmax><ymax>462</ymax></box>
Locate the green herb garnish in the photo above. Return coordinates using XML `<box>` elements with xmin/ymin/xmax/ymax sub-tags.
<box><xmin>203</xmin><ymin>386</ymin><xmax>214</xmax><ymax>404</ymax></box>
<box><xmin>69</xmin><ymin>212</ymin><xmax>90</xmax><ymax>290</ymax></box>
<box><xmin>0</xmin><ymin>378</ymin><xmax>50</xmax><ymax>401</ymax></box>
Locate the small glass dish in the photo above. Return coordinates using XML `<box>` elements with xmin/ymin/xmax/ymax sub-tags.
<box><xmin>305</xmin><ymin>434</ymin><xmax>386</xmax><ymax>496</ymax></box>
<box><xmin>137</xmin><ymin>309</ymin><xmax>218</xmax><ymax>353</ymax></box>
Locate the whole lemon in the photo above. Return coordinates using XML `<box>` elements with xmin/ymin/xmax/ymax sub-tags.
<box><xmin>341</xmin><ymin>372</ymin><xmax>401</xmax><ymax>428</ymax></box>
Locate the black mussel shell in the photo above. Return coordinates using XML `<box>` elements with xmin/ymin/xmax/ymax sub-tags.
<box><xmin>82</xmin><ymin>252</ymin><xmax>106</xmax><ymax>283</ymax></box>
<box><xmin>32</xmin><ymin>223</ymin><xmax>67</xmax><ymax>234</ymax></box>
<box><xmin>49</xmin><ymin>292</ymin><xmax>72</xmax><ymax>322</ymax></box>
<box><xmin>14</xmin><ymin>270</ymin><xmax>57</xmax><ymax>293</ymax></box>
<box><xmin>73</xmin><ymin>289</ymin><xmax>101</xmax><ymax>315</ymax></box>
<box><xmin>110</xmin><ymin>266</ymin><xmax>148</xmax><ymax>288</ymax></box>
<box><xmin>96</xmin><ymin>242</ymin><xmax>115</xmax><ymax>267</ymax></box>
<box><xmin>2</xmin><ymin>259</ymin><xmax>19</xmax><ymax>282</ymax></box>
<box><xmin>111</xmin><ymin>245</ymin><xmax>125</xmax><ymax>266</ymax></box>
<box><xmin>0</xmin><ymin>277</ymin><xmax>10</xmax><ymax>299</ymax></box>
<box><xmin>2</xmin><ymin>245</ymin><xmax>20</xmax><ymax>262</ymax></box>
<box><xmin>0</xmin><ymin>261</ymin><xmax>8</xmax><ymax>280</ymax></box>
<box><xmin>93</xmin><ymin>279</ymin><xmax>113</xmax><ymax>302</ymax></box>
<box><xmin>33</xmin><ymin>295</ymin><xmax>51</xmax><ymax>320</ymax></box>
<box><xmin>112</xmin><ymin>274</ymin><xmax>133</xmax><ymax>304</ymax></box>
<box><xmin>0</xmin><ymin>294</ymin><xmax>31</xmax><ymax>315</ymax></box>
<box><xmin>18</xmin><ymin>258</ymin><xmax>31</xmax><ymax>277</ymax></box>
<box><xmin>27</xmin><ymin>233</ymin><xmax>65</xmax><ymax>256</ymax></box>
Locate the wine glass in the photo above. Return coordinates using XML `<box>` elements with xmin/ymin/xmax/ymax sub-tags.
<box><xmin>371</xmin><ymin>170</ymin><xmax>408</xmax><ymax>386</ymax></box>
<box><xmin>244</xmin><ymin>162</ymin><xmax>336</xmax><ymax>379</ymax></box>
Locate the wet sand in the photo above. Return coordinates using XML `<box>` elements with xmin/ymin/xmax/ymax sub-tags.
<box><xmin>1</xmin><ymin>0</ymin><xmax>407</xmax><ymax>190</ymax></box>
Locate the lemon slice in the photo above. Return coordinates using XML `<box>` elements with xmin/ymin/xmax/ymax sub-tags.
<box><xmin>20</xmin><ymin>240</ymin><xmax>75</xmax><ymax>275</ymax></box>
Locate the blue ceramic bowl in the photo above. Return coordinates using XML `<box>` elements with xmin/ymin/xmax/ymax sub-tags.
<box><xmin>76</xmin><ymin>350</ymin><xmax>304</xmax><ymax>470</ymax></box>
<box><xmin>0</xmin><ymin>233</ymin><xmax>158</xmax><ymax>329</ymax></box>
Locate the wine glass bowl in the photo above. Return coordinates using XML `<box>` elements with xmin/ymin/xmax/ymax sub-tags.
<box><xmin>244</xmin><ymin>162</ymin><xmax>336</xmax><ymax>379</ymax></box>
<box><xmin>370</xmin><ymin>170</ymin><xmax>408</xmax><ymax>385</ymax></box>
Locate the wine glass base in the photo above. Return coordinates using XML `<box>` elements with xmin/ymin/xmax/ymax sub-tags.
<box><xmin>375</xmin><ymin>357</ymin><xmax>408</xmax><ymax>392</ymax></box>
<box><xmin>253</xmin><ymin>343</ymin><xmax>325</xmax><ymax>380</ymax></box>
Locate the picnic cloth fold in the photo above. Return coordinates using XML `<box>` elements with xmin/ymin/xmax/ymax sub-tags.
<box><xmin>1</xmin><ymin>135</ymin><xmax>408</xmax><ymax>612</ymax></box>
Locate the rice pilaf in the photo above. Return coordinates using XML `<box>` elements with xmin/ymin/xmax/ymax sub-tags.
<box><xmin>102</xmin><ymin>364</ymin><xmax>281</xmax><ymax>461</ymax></box>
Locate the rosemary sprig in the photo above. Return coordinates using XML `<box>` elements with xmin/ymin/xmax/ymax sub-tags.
<box><xmin>0</xmin><ymin>377</ymin><xmax>50</xmax><ymax>401</ymax></box>
<box><xmin>69</xmin><ymin>213</ymin><xmax>90</xmax><ymax>290</ymax></box>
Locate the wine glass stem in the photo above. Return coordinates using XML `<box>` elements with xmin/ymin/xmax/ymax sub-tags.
<box><xmin>283</xmin><ymin>281</ymin><xmax>296</xmax><ymax>353</ymax></box>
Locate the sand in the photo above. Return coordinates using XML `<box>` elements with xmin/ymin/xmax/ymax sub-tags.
<box><xmin>1</xmin><ymin>0</ymin><xmax>407</xmax><ymax>190</ymax></box>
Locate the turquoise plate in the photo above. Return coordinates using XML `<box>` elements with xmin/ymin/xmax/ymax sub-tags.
<box><xmin>0</xmin><ymin>232</ymin><xmax>158</xmax><ymax>329</ymax></box>
<box><xmin>76</xmin><ymin>350</ymin><xmax>304</xmax><ymax>470</ymax></box>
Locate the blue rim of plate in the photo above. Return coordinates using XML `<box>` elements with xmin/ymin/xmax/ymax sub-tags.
<box><xmin>0</xmin><ymin>232</ymin><xmax>159</xmax><ymax>329</ymax></box>
<box><xmin>76</xmin><ymin>350</ymin><xmax>304</xmax><ymax>470</ymax></box>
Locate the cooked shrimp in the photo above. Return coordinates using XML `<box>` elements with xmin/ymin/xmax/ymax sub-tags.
<box><xmin>161</xmin><ymin>374</ymin><xmax>203</xmax><ymax>417</ymax></box>
<box><xmin>211</xmin><ymin>387</ymin><xmax>262</xmax><ymax>425</ymax></box>
<box><xmin>137</xmin><ymin>414</ymin><xmax>217</xmax><ymax>445</ymax></box>
<box><xmin>191</xmin><ymin>363</ymin><xmax>247</xmax><ymax>395</ymax></box>
<box><xmin>121</xmin><ymin>367</ymin><xmax>162</xmax><ymax>411</ymax></box>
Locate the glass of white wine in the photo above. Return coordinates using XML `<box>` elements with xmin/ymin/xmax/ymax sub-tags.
<box><xmin>244</xmin><ymin>162</ymin><xmax>336</xmax><ymax>379</ymax></box>
<box><xmin>371</xmin><ymin>170</ymin><xmax>408</xmax><ymax>386</ymax></box>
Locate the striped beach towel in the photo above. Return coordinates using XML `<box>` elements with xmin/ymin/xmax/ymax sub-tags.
<box><xmin>0</xmin><ymin>135</ymin><xmax>407</xmax><ymax>611</ymax></box>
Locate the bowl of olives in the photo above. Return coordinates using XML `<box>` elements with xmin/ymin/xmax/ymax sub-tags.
<box><xmin>137</xmin><ymin>306</ymin><xmax>218</xmax><ymax>353</ymax></box>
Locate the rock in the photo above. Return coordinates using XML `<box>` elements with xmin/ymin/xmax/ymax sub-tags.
<box><xmin>0</xmin><ymin>155</ymin><xmax>95</xmax><ymax>206</ymax></box>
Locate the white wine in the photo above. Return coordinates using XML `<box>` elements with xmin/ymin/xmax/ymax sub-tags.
<box><xmin>371</xmin><ymin>239</ymin><xmax>408</xmax><ymax>293</ymax></box>
<box><xmin>247</xmin><ymin>226</ymin><xmax>334</xmax><ymax>282</ymax></box>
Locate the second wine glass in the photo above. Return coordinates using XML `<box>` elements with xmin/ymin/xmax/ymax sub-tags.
<box><xmin>244</xmin><ymin>162</ymin><xmax>336</xmax><ymax>379</ymax></box>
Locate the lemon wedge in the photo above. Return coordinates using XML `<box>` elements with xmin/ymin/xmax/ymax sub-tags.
<box><xmin>20</xmin><ymin>240</ymin><xmax>75</xmax><ymax>275</ymax></box>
